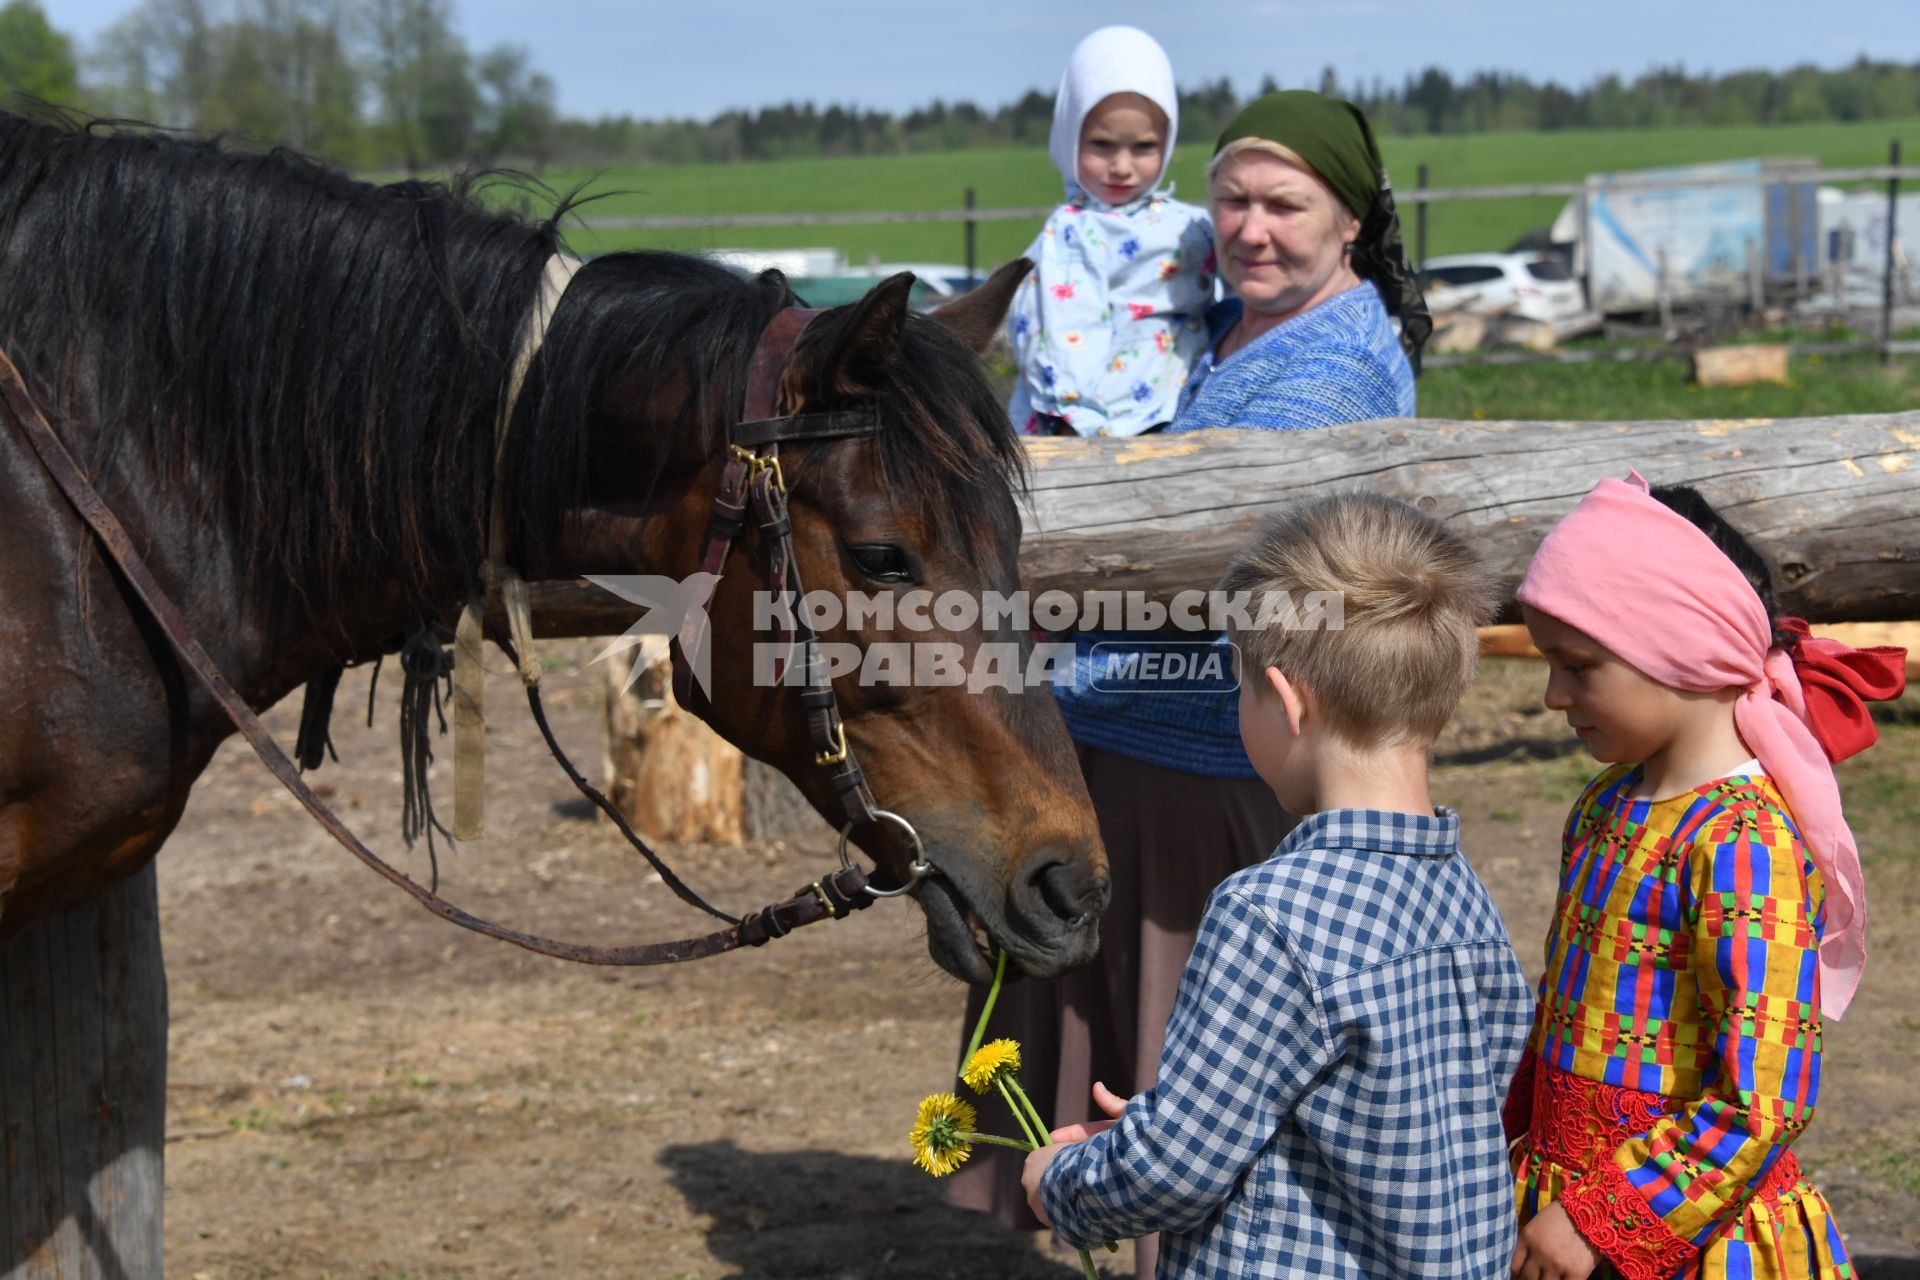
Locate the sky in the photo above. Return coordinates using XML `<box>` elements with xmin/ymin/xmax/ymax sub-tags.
<box><xmin>43</xmin><ymin>0</ymin><xmax>1915</xmax><ymax>121</ymax></box>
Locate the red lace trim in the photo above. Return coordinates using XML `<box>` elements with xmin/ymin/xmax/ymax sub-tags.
<box><xmin>1524</xmin><ymin>1063</ymin><xmax>1809</xmax><ymax>1280</ymax></box>
<box><xmin>1529</xmin><ymin>1063</ymin><xmax>1679</xmax><ymax>1169</ymax></box>
<box><xmin>1559</xmin><ymin>1158</ymin><xmax>1697</xmax><ymax>1280</ymax></box>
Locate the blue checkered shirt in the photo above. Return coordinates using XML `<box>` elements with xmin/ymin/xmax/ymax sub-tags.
<box><xmin>1038</xmin><ymin>807</ymin><xmax>1532</xmax><ymax>1279</ymax></box>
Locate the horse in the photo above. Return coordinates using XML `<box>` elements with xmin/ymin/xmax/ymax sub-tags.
<box><xmin>0</xmin><ymin>108</ymin><xmax>1109</xmax><ymax>987</ymax></box>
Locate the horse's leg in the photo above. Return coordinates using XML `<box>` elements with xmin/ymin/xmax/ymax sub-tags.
<box><xmin>0</xmin><ymin>860</ymin><xmax>167</xmax><ymax>1280</ymax></box>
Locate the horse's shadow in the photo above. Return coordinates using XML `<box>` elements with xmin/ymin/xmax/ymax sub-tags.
<box><xmin>659</xmin><ymin>1140</ymin><xmax>1109</xmax><ymax>1279</ymax></box>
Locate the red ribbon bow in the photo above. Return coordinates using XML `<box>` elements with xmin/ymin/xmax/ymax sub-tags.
<box><xmin>1776</xmin><ymin>617</ymin><xmax>1908</xmax><ymax>763</ymax></box>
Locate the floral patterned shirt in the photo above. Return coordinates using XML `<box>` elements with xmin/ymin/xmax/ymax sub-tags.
<box><xmin>1006</xmin><ymin>185</ymin><xmax>1214</xmax><ymax>438</ymax></box>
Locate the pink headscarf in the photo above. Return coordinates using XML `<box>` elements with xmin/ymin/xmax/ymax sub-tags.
<box><xmin>1516</xmin><ymin>472</ymin><xmax>1903</xmax><ymax>1019</ymax></box>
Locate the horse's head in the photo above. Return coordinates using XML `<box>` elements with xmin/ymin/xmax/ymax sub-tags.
<box><xmin>546</xmin><ymin>258</ymin><xmax>1108</xmax><ymax>983</ymax></box>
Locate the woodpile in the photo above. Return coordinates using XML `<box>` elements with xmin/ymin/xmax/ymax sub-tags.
<box><xmin>1423</xmin><ymin>283</ymin><xmax>1570</xmax><ymax>354</ymax></box>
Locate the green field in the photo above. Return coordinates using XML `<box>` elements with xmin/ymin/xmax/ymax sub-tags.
<box><xmin>534</xmin><ymin>117</ymin><xmax>1920</xmax><ymax>268</ymax></box>
<box><xmin>1418</xmin><ymin>348</ymin><xmax>1920</xmax><ymax>420</ymax></box>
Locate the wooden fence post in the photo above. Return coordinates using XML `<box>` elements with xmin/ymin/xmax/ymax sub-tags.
<box><xmin>1</xmin><ymin>864</ymin><xmax>167</xmax><ymax>1280</ymax></box>
<box><xmin>1884</xmin><ymin>139</ymin><xmax>1902</xmax><ymax>366</ymax></box>
<box><xmin>963</xmin><ymin>186</ymin><xmax>978</xmax><ymax>290</ymax></box>
<box><xmin>1415</xmin><ymin>163</ymin><xmax>1429</xmax><ymax>268</ymax></box>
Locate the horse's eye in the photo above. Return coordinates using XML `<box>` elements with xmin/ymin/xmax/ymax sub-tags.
<box><xmin>849</xmin><ymin>544</ymin><xmax>914</xmax><ymax>583</ymax></box>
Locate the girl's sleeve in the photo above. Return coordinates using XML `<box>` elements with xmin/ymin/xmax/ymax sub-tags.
<box><xmin>1556</xmin><ymin>796</ymin><xmax>1825</xmax><ymax>1280</ymax></box>
<box><xmin>1009</xmin><ymin>210</ymin><xmax>1117</xmax><ymax>436</ymax></box>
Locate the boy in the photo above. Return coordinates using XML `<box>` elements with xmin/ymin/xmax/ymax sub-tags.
<box><xmin>1023</xmin><ymin>493</ymin><xmax>1533</xmax><ymax>1278</ymax></box>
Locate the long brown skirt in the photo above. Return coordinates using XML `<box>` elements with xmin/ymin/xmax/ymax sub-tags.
<box><xmin>945</xmin><ymin>744</ymin><xmax>1292</xmax><ymax>1270</ymax></box>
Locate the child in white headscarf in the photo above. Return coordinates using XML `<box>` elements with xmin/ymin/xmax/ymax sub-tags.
<box><xmin>1007</xmin><ymin>26</ymin><xmax>1214</xmax><ymax>438</ymax></box>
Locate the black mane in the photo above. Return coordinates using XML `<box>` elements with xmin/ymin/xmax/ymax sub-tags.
<box><xmin>0</xmin><ymin>110</ymin><xmax>1023</xmax><ymax>617</ymax></box>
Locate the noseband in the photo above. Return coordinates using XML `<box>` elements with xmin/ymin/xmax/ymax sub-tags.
<box><xmin>673</xmin><ymin>305</ymin><xmax>934</xmax><ymax>897</ymax></box>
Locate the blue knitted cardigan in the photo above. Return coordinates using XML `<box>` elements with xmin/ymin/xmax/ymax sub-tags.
<box><xmin>1053</xmin><ymin>281</ymin><xmax>1416</xmax><ymax>776</ymax></box>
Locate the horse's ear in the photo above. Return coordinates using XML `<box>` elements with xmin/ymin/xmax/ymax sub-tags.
<box><xmin>808</xmin><ymin>271</ymin><xmax>917</xmax><ymax>397</ymax></box>
<box><xmin>929</xmin><ymin>258</ymin><xmax>1034</xmax><ymax>354</ymax></box>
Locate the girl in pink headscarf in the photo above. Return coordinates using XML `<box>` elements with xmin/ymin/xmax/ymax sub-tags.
<box><xmin>1502</xmin><ymin>474</ymin><xmax>1904</xmax><ymax>1280</ymax></box>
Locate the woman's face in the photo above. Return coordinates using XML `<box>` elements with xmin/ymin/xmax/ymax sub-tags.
<box><xmin>1211</xmin><ymin>149</ymin><xmax>1360</xmax><ymax>318</ymax></box>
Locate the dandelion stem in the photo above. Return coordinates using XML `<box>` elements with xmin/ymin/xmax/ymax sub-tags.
<box><xmin>1005</xmin><ymin>1076</ymin><xmax>1053</xmax><ymax>1144</ymax></box>
<box><xmin>1077</xmin><ymin>1247</ymin><xmax>1099</xmax><ymax>1279</ymax></box>
<box><xmin>998</xmin><ymin>1078</ymin><xmax>1044</xmax><ymax>1148</ymax></box>
<box><xmin>957</xmin><ymin>1130</ymin><xmax>1030</xmax><ymax>1151</ymax></box>
<box><xmin>962</xmin><ymin>950</ymin><xmax>1007</xmax><ymax>1069</ymax></box>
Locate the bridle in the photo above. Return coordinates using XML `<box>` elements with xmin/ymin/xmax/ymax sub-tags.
<box><xmin>673</xmin><ymin>304</ymin><xmax>935</xmax><ymax>897</ymax></box>
<box><xmin>0</xmin><ymin>298</ymin><xmax>934</xmax><ymax>964</ymax></box>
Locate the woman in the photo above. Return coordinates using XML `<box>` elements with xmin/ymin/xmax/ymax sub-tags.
<box><xmin>1173</xmin><ymin>88</ymin><xmax>1429</xmax><ymax>429</ymax></box>
<box><xmin>949</xmin><ymin>90</ymin><xmax>1431</xmax><ymax>1274</ymax></box>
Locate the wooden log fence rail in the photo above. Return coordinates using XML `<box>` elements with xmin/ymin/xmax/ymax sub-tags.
<box><xmin>517</xmin><ymin>412</ymin><xmax>1920</xmax><ymax>638</ymax></box>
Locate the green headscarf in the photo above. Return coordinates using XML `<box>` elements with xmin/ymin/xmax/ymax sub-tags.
<box><xmin>1212</xmin><ymin>91</ymin><xmax>1432</xmax><ymax>373</ymax></box>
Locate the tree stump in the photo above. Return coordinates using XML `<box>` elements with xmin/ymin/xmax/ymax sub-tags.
<box><xmin>601</xmin><ymin>648</ymin><xmax>833</xmax><ymax>847</ymax></box>
<box><xmin>1</xmin><ymin>863</ymin><xmax>167</xmax><ymax>1280</ymax></box>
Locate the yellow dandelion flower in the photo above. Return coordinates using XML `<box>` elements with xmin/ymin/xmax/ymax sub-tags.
<box><xmin>910</xmin><ymin>1092</ymin><xmax>977</xmax><ymax>1177</ymax></box>
<box><xmin>961</xmin><ymin>1039</ymin><xmax>1023</xmax><ymax>1094</ymax></box>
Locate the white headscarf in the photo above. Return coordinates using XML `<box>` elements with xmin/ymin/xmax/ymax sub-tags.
<box><xmin>1047</xmin><ymin>26</ymin><xmax>1181</xmax><ymax>199</ymax></box>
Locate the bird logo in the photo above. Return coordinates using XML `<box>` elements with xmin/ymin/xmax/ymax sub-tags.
<box><xmin>583</xmin><ymin>574</ymin><xmax>724</xmax><ymax>700</ymax></box>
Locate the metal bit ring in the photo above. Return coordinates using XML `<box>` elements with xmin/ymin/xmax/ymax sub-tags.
<box><xmin>839</xmin><ymin>809</ymin><xmax>934</xmax><ymax>898</ymax></box>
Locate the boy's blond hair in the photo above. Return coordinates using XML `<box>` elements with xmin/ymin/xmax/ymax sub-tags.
<box><xmin>1219</xmin><ymin>493</ymin><xmax>1494</xmax><ymax>747</ymax></box>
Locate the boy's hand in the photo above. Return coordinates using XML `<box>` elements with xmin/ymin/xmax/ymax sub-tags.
<box><xmin>1022</xmin><ymin>1143</ymin><xmax>1068</xmax><ymax>1224</ymax></box>
<box><xmin>1048</xmin><ymin>1079</ymin><xmax>1134</xmax><ymax>1143</ymax></box>
<box><xmin>1026</xmin><ymin>1082</ymin><xmax>1140</xmax><ymax>1227</ymax></box>
<box><xmin>1510</xmin><ymin>1203</ymin><xmax>1600</xmax><ymax>1280</ymax></box>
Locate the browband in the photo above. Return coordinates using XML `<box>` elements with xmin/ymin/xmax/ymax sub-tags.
<box><xmin>733</xmin><ymin>410</ymin><xmax>880</xmax><ymax>448</ymax></box>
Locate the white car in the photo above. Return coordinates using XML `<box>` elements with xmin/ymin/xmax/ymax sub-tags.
<box><xmin>1419</xmin><ymin>252</ymin><xmax>1589</xmax><ymax>326</ymax></box>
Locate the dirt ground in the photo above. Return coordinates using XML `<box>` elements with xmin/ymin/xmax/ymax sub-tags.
<box><xmin>154</xmin><ymin>643</ymin><xmax>1920</xmax><ymax>1279</ymax></box>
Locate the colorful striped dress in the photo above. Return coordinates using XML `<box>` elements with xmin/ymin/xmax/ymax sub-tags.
<box><xmin>1505</xmin><ymin>763</ymin><xmax>1854</xmax><ymax>1280</ymax></box>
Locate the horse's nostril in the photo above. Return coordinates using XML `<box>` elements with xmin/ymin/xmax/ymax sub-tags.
<box><xmin>1029</xmin><ymin>859</ymin><xmax>1110</xmax><ymax>925</ymax></box>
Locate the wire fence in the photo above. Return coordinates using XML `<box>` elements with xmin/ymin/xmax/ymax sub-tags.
<box><xmin>578</xmin><ymin>150</ymin><xmax>1920</xmax><ymax>368</ymax></box>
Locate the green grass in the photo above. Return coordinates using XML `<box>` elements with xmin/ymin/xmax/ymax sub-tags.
<box><xmin>1419</xmin><ymin>349</ymin><xmax>1920</xmax><ymax>420</ymax></box>
<box><xmin>513</xmin><ymin>117</ymin><xmax>1920</xmax><ymax>266</ymax></box>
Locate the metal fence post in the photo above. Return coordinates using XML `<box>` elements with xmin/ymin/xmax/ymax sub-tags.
<box><xmin>964</xmin><ymin>186</ymin><xmax>977</xmax><ymax>289</ymax></box>
<box><xmin>1416</xmin><ymin>163</ymin><xmax>1429</xmax><ymax>268</ymax></box>
<box><xmin>1883</xmin><ymin>140</ymin><xmax>1901</xmax><ymax>366</ymax></box>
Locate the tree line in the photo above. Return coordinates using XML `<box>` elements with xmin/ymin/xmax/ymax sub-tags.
<box><xmin>1</xmin><ymin>0</ymin><xmax>556</xmax><ymax>170</ymax></box>
<box><xmin>3</xmin><ymin>0</ymin><xmax>1916</xmax><ymax>171</ymax></box>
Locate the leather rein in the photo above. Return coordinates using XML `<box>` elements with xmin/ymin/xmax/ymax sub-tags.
<box><xmin>0</xmin><ymin>304</ymin><xmax>929</xmax><ymax>965</ymax></box>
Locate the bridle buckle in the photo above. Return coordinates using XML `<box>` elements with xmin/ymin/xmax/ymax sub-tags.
<box><xmin>727</xmin><ymin>442</ymin><xmax>786</xmax><ymax>494</ymax></box>
<box><xmin>814</xmin><ymin>721</ymin><xmax>848</xmax><ymax>767</ymax></box>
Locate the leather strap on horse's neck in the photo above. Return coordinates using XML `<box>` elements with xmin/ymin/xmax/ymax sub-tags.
<box><xmin>454</xmin><ymin>253</ymin><xmax>582</xmax><ymax>840</ymax></box>
<box><xmin>676</xmin><ymin>306</ymin><xmax>882</xmax><ymax>831</ymax></box>
<box><xmin>0</xmin><ymin>344</ymin><xmax>876</xmax><ymax>966</ymax></box>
